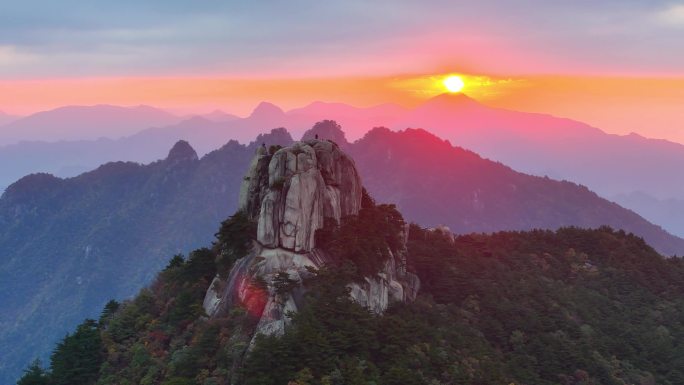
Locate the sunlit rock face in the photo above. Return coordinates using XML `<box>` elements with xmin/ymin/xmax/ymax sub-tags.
<box><xmin>205</xmin><ymin>139</ymin><xmax>418</xmax><ymax>342</ymax></box>
<box><xmin>245</xmin><ymin>140</ymin><xmax>363</xmax><ymax>252</ymax></box>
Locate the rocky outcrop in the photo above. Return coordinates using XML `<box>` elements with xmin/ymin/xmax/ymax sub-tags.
<box><xmin>204</xmin><ymin>139</ymin><xmax>419</xmax><ymax>342</ymax></box>
<box><xmin>241</xmin><ymin>139</ymin><xmax>362</xmax><ymax>252</ymax></box>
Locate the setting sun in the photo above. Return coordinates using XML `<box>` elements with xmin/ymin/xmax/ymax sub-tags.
<box><xmin>443</xmin><ymin>75</ymin><xmax>465</xmax><ymax>93</ymax></box>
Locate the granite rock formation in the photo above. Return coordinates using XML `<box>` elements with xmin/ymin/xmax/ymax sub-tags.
<box><xmin>204</xmin><ymin>139</ymin><xmax>419</xmax><ymax>341</ymax></box>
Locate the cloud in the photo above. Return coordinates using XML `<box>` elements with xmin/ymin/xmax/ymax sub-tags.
<box><xmin>1</xmin><ymin>1</ymin><xmax>684</xmax><ymax>78</ymax></box>
<box><xmin>0</xmin><ymin>45</ymin><xmax>36</xmax><ymax>67</ymax></box>
<box><xmin>656</xmin><ymin>3</ymin><xmax>684</xmax><ymax>26</ymax></box>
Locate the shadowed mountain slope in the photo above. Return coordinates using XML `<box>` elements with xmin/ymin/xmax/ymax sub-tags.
<box><xmin>0</xmin><ymin>129</ymin><xmax>293</xmax><ymax>384</ymax></box>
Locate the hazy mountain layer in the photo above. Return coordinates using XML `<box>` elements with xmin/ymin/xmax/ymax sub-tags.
<box><xmin>0</xmin><ymin>105</ymin><xmax>182</xmax><ymax>145</ymax></box>
<box><xmin>3</xmin><ymin>122</ymin><xmax>684</xmax><ymax>382</ymax></box>
<box><xmin>1</xmin><ymin>97</ymin><xmax>683</xmax><ymax>238</ymax></box>
<box><xmin>345</xmin><ymin>126</ymin><xmax>684</xmax><ymax>256</ymax></box>
<box><xmin>612</xmin><ymin>192</ymin><xmax>684</xmax><ymax>238</ymax></box>
<box><xmin>0</xmin><ymin>111</ymin><xmax>19</xmax><ymax>126</ymax></box>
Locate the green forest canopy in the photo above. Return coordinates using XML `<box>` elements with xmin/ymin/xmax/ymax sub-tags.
<box><xmin>19</xmin><ymin>202</ymin><xmax>684</xmax><ymax>385</ymax></box>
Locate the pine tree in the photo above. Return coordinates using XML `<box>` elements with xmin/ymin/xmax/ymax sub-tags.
<box><xmin>98</xmin><ymin>299</ymin><xmax>120</xmax><ymax>326</ymax></box>
<box><xmin>17</xmin><ymin>359</ymin><xmax>50</xmax><ymax>385</ymax></box>
<box><xmin>50</xmin><ymin>319</ymin><xmax>103</xmax><ymax>385</ymax></box>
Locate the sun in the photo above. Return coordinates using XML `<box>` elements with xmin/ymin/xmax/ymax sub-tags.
<box><xmin>443</xmin><ymin>75</ymin><xmax>465</xmax><ymax>93</ymax></box>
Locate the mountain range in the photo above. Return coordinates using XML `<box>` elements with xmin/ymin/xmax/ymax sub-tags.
<box><xmin>346</xmin><ymin>125</ymin><xmax>684</xmax><ymax>255</ymax></box>
<box><xmin>16</xmin><ymin>136</ymin><xmax>684</xmax><ymax>385</ymax></box>
<box><xmin>612</xmin><ymin>192</ymin><xmax>684</xmax><ymax>238</ymax></box>
<box><xmin>0</xmin><ymin>105</ymin><xmax>182</xmax><ymax>145</ymax></box>
<box><xmin>0</xmin><ymin>111</ymin><xmax>19</xmax><ymax>126</ymax></box>
<box><xmin>2</xmin><ymin>120</ymin><xmax>684</xmax><ymax>383</ymax></box>
<box><xmin>0</xmin><ymin>95</ymin><xmax>682</xmax><ymax>238</ymax></box>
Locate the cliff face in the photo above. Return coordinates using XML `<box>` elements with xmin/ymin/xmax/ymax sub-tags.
<box><xmin>241</xmin><ymin>140</ymin><xmax>362</xmax><ymax>252</ymax></box>
<box><xmin>204</xmin><ymin>139</ymin><xmax>419</xmax><ymax>340</ymax></box>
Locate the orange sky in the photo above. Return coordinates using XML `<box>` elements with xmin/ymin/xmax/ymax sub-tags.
<box><xmin>3</xmin><ymin>2</ymin><xmax>684</xmax><ymax>143</ymax></box>
<box><xmin>488</xmin><ymin>76</ymin><xmax>684</xmax><ymax>143</ymax></box>
<box><xmin>2</xmin><ymin>74</ymin><xmax>683</xmax><ymax>144</ymax></box>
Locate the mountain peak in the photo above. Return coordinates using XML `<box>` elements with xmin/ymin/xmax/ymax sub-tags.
<box><xmin>423</xmin><ymin>92</ymin><xmax>480</xmax><ymax>107</ymax></box>
<box><xmin>3</xmin><ymin>173</ymin><xmax>62</xmax><ymax>202</ymax></box>
<box><xmin>166</xmin><ymin>140</ymin><xmax>198</xmax><ymax>162</ymax></box>
<box><xmin>408</xmin><ymin>93</ymin><xmax>485</xmax><ymax>116</ymax></box>
<box><xmin>301</xmin><ymin>120</ymin><xmax>349</xmax><ymax>146</ymax></box>
<box><xmin>249</xmin><ymin>102</ymin><xmax>285</xmax><ymax>119</ymax></box>
<box><xmin>250</xmin><ymin>127</ymin><xmax>294</xmax><ymax>150</ymax></box>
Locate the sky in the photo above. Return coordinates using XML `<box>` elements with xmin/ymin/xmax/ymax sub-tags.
<box><xmin>1</xmin><ymin>0</ymin><xmax>684</xmax><ymax>142</ymax></box>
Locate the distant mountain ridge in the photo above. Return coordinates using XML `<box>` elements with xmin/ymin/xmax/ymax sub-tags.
<box><xmin>345</xmin><ymin>126</ymin><xmax>684</xmax><ymax>256</ymax></box>
<box><xmin>1</xmin><ymin>96</ymin><xmax>682</xmax><ymax>238</ymax></box>
<box><xmin>0</xmin><ymin>111</ymin><xmax>19</xmax><ymax>126</ymax></box>
<box><xmin>612</xmin><ymin>191</ymin><xmax>684</xmax><ymax>238</ymax></box>
<box><xmin>394</xmin><ymin>93</ymin><xmax>684</xmax><ymax>200</ymax></box>
<box><xmin>0</xmin><ymin>104</ymin><xmax>181</xmax><ymax>145</ymax></box>
<box><xmin>196</xmin><ymin>109</ymin><xmax>240</xmax><ymax>122</ymax></box>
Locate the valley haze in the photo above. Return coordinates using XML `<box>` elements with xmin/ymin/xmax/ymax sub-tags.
<box><xmin>2</xmin><ymin>95</ymin><xmax>684</xmax><ymax>238</ymax></box>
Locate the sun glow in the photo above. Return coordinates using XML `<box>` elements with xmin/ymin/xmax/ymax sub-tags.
<box><xmin>443</xmin><ymin>75</ymin><xmax>465</xmax><ymax>93</ymax></box>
